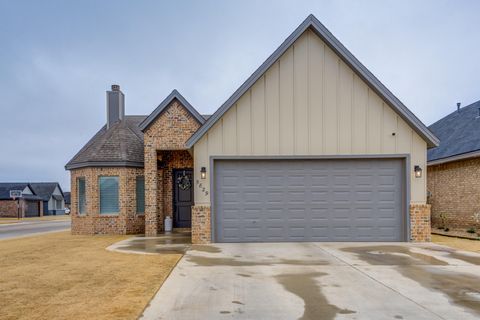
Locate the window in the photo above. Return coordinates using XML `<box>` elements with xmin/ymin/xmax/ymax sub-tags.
<box><xmin>136</xmin><ymin>176</ymin><xmax>145</xmax><ymax>214</ymax></box>
<box><xmin>99</xmin><ymin>176</ymin><xmax>119</xmax><ymax>214</ymax></box>
<box><xmin>77</xmin><ymin>177</ymin><xmax>86</xmax><ymax>215</ymax></box>
<box><xmin>56</xmin><ymin>199</ymin><xmax>63</xmax><ymax>210</ymax></box>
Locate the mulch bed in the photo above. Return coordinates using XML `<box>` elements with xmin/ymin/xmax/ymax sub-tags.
<box><xmin>432</xmin><ymin>228</ymin><xmax>480</xmax><ymax>240</ymax></box>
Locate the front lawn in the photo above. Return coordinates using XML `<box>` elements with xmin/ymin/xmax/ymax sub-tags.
<box><xmin>432</xmin><ymin>234</ymin><xmax>480</xmax><ymax>253</ymax></box>
<box><xmin>0</xmin><ymin>232</ymin><xmax>181</xmax><ymax>320</ymax></box>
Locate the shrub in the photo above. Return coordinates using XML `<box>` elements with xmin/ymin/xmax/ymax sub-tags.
<box><xmin>467</xmin><ymin>227</ymin><xmax>476</xmax><ymax>234</ymax></box>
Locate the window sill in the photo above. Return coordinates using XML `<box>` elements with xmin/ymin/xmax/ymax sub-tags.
<box><xmin>98</xmin><ymin>214</ymin><xmax>120</xmax><ymax>217</ymax></box>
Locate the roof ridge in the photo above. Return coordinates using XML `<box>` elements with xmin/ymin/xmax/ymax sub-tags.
<box><xmin>138</xmin><ymin>89</ymin><xmax>205</xmax><ymax>131</ymax></box>
<box><xmin>125</xmin><ymin>121</ymin><xmax>144</xmax><ymax>143</ymax></box>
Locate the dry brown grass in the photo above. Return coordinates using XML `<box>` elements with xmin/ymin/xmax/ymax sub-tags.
<box><xmin>432</xmin><ymin>234</ymin><xmax>480</xmax><ymax>253</ymax></box>
<box><xmin>0</xmin><ymin>232</ymin><xmax>181</xmax><ymax>320</ymax></box>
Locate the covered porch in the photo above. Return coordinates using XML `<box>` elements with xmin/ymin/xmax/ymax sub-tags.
<box><xmin>144</xmin><ymin>149</ymin><xmax>194</xmax><ymax>236</ymax></box>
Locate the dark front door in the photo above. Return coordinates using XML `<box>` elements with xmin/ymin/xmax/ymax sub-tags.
<box><xmin>173</xmin><ymin>169</ymin><xmax>193</xmax><ymax>228</ymax></box>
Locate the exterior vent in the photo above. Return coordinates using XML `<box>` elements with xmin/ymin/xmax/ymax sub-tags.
<box><xmin>106</xmin><ymin>84</ymin><xmax>125</xmax><ymax>129</ymax></box>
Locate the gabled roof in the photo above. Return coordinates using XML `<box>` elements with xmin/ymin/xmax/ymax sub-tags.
<box><xmin>139</xmin><ymin>89</ymin><xmax>205</xmax><ymax>131</ymax></box>
<box><xmin>186</xmin><ymin>14</ymin><xmax>439</xmax><ymax>148</ymax></box>
<box><xmin>29</xmin><ymin>182</ymin><xmax>64</xmax><ymax>201</ymax></box>
<box><xmin>65</xmin><ymin>116</ymin><xmax>146</xmax><ymax>170</ymax></box>
<box><xmin>0</xmin><ymin>183</ymin><xmax>41</xmax><ymax>200</ymax></box>
<box><xmin>428</xmin><ymin>100</ymin><xmax>480</xmax><ymax>164</ymax></box>
<box><xmin>64</xmin><ymin>192</ymin><xmax>71</xmax><ymax>204</ymax></box>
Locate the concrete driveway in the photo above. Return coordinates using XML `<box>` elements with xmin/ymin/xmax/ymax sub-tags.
<box><xmin>140</xmin><ymin>242</ymin><xmax>480</xmax><ymax>320</ymax></box>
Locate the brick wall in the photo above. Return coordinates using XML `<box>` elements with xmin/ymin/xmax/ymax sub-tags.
<box><xmin>70</xmin><ymin>167</ymin><xmax>145</xmax><ymax>235</ymax></box>
<box><xmin>0</xmin><ymin>200</ymin><xmax>19</xmax><ymax>218</ymax></box>
<box><xmin>192</xmin><ymin>205</ymin><xmax>211</xmax><ymax>244</ymax></box>
<box><xmin>428</xmin><ymin>158</ymin><xmax>480</xmax><ymax>230</ymax></box>
<box><xmin>410</xmin><ymin>204</ymin><xmax>431</xmax><ymax>242</ymax></box>
<box><xmin>144</xmin><ymin>99</ymin><xmax>201</xmax><ymax>236</ymax></box>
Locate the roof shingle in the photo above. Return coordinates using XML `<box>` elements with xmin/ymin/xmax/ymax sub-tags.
<box><xmin>428</xmin><ymin>100</ymin><xmax>480</xmax><ymax>163</ymax></box>
<box><xmin>65</xmin><ymin>116</ymin><xmax>146</xmax><ymax>169</ymax></box>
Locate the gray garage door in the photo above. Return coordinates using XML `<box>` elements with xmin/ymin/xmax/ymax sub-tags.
<box><xmin>214</xmin><ymin>159</ymin><xmax>405</xmax><ymax>242</ymax></box>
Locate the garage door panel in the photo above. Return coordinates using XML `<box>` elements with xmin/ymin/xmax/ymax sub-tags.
<box><xmin>214</xmin><ymin>159</ymin><xmax>405</xmax><ymax>242</ymax></box>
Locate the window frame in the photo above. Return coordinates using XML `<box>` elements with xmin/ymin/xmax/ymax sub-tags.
<box><xmin>77</xmin><ymin>177</ymin><xmax>86</xmax><ymax>215</ymax></box>
<box><xmin>98</xmin><ymin>176</ymin><xmax>120</xmax><ymax>215</ymax></box>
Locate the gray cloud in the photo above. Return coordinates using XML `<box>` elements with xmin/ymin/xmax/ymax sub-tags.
<box><xmin>0</xmin><ymin>0</ymin><xmax>479</xmax><ymax>189</ymax></box>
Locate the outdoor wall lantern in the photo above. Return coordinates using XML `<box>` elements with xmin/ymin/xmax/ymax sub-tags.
<box><xmin>200</xmin><ymin>167</ymin><xmax>207</xmax><ymax>179</ymax></box>
<box><xmin>414</xmin><ymin>165</ymin><xmax>422</xmax><ymax>178</ymax></box>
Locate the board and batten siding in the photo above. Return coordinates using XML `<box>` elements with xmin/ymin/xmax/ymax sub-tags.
<box><xmin>194</xmin><ymin>29</ymin><xmax>427</xmax><ymax>205</ymax></box>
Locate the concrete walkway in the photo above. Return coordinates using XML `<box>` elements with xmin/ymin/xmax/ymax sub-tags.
<box><xmin>139</xmin><ymin>241</ymin><xmax>480</xmax><ymax>320</ymax></box>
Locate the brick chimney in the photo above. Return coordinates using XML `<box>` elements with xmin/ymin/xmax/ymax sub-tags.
<box><xmin>106</xmin><ymin>84</ymin><xmax>125</xmax><ymax>129</ymax></box>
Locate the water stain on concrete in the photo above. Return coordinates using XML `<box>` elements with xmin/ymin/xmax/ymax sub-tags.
<box><xmin>424</xmin><ymin>246</ymin><xmax>480</xmax><ymax>265</ymax></box>
<box><xmin>190</xmin><ymin>245</ymin><xmax>222</xmax><ymax>253</ymax></box>
<box><xmin>342</xmin><ymin>245</ymin><xmax>448</xmax><ymax>266</ymax></box>
<box><xmin>232</xmin><ymin>300</ymin><xmax>244</xmax><ymax>305</ymax></box>
<box><xmin>237</xmin><ymin>273</ymin><xmax>251</xmax><ymax>278</ymax></box>
<box><xmin>117</xmin><ymin>233</ymin><xmax>191</xmax><ymax>254</ymax></box>
<box><xmin>394</xmin><ymin>315</ymin><xmax>403</xmax><ymax>319</ymax></box>
<box><xmin>219</xmin><ymin>310</ymin><xmax>231</xmax><ymax>314</ymax></box>
<box><xmin>275</xmin><ymin>272</ymin><xmax>355</xmax><ymax>320</ymax></box>
<box><xmin>401</xmin><ymin>266</ymin><xmax>480</xmax><ymax>316</ymax></box>
<box><xmin>187</xmin><ymin>255</ymin><xmax>329</xmax><ymax>267</ymax></box>
<box><xmin>344</xmin><ymin>245</ymin><xmax>480</xmax><ymax>316</ymax></box>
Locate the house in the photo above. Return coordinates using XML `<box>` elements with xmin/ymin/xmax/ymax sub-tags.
<box><xmin>66</xmin><ymin>14</ymin><xmax>438</xmax><ymax>243</ymax></box>
<box><xmin>427</xmin><ymin>100</ymin><xmax>480</xmax><ymax>231</ymax></box>
<box><xmin>0</xmin><ymin>183</ymin><xmax>43</xmax><ymax>218</ymax></box>
<box><xmin>30</xmin><ymin>183</ymin><xmax>66</xmax><ymax>215</ymax></box>
<box><xmin>64</xmin><ymin>192</ymin><xmax>71</xmax><ymax>209</ymax></box>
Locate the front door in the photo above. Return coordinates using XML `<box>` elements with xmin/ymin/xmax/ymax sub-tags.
<box><xmin>173</xmin><ymin>169</ymin><xmax>193</xmax><ymax>228</ymax></box>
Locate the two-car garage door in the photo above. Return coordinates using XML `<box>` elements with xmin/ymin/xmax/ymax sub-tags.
<box><xmin>214</xmin><ymin>159</ymin><xmax>405</xmax><ymax>242</ymax></box>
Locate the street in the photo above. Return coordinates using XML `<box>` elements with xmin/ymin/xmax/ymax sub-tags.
<box><xmin>0</xmin><ymin>220</ymin><xmax>70</xmax><ymax>240</ymax></box>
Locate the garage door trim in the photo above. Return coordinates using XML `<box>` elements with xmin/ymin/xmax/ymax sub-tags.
<box><xmin>209</xmin><ymin>154</ymin><xmax>411</xmax><ymax>242</ymax></box>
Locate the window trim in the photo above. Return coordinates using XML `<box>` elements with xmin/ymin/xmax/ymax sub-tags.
<box><xmin>77</xmin><ymin>177</ymin><xmax>86</xmax><ymax>216</ymax></box>
<box><xmin>98</xmin><ymin>176</ymin><xmax>120</xmax><ymax>215</ymax></box>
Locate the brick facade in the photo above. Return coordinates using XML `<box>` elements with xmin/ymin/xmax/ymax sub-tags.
<box><xmin>0</xmin><ymin>200</ymin><xmax>20</xmax><ymax>218</ymax></box>
<box><xmin>144</xmin><ymin>99</ymin><xmax>201</xmax><ymax>236</ymax></box>
<box><xmin>192</xmin><ymin>205</ymin><xmax>211</xmax><ymax>244</ymax></box>
<box><xmin>0</xmin><ymin>199</ymin><xmax>42</xmax><ymax>218</ymax></box>
<box><xmin>70</xmin><ymin>167</ymin><xmax>145</xmax><ymax>235</ymax></box>
<box><xmin>427</xmin><ymin>158</ymin><xmax>480</xmax><ymax>230</ymax></box>
<box><xmin>409</xmin><ymin>203</ymin><xmax>431</xmax><ymax>242</ymax></box>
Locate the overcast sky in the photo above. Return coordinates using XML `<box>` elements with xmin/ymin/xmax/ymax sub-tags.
<box><xmin>0</xmin><ymin>0</ymin><xmax>479</xmax><ymax>190</ymax></box>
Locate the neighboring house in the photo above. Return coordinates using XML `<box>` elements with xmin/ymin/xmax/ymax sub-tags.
<box><xmin>0</xmin><ymin>183</ymin><xmax>43</xmax><ymax>218</ymax></box>
<box><xmin>30</xmin><ymin>183</ymin><xmax>66</xmax><ymax>215</ymax></box>
<box><xmin>66</xmin><ymin>14</ymin><xmax>438</xmax><ymax>243</ymax></box>
<box><xmin>64</xmin><ymin>192</ymin><xmax>71</xmax><ymax>209</ymax></box>
<box><xmin>427</xmin><ymin>100</ymin><xmax>480</xmax><ymax>231</ymax></box>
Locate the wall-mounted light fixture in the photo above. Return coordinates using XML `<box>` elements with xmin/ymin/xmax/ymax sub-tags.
<box><xmin>414</xmin><ymin>165</ymin><xmax>422</xmax><ymax>178</ymax></box>
<box><xmin>200</xmin><ymin>167</ymin><xmax>207</xmax><ymax>179</ymax></box>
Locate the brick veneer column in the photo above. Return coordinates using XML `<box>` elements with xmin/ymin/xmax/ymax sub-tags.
<box><xmin>144</xmin><ymin>148</ymin><xmax>158</xmax><ymax>236</ymax></box>
<box><xmin>192</xmin><ymin>205</ymin><xmax>211</xmax><ymax>244</ymax></box>
<box><xmin>410</xmin><ymin>204</ymin><xmax>431</xmax><ymax>242</ymax></box>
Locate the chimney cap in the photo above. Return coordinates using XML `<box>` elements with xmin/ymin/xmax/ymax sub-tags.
<box><xmin>111</xmin><ymin>84</ymin><xmax>120</xmax><ymax>91</ymax></box>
